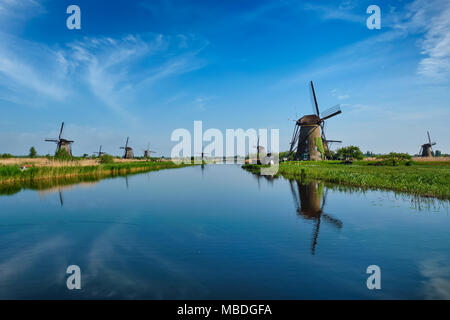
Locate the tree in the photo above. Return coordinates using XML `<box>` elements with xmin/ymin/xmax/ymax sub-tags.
<box><xmin>335</xmin><ymin>146</ymin><xmax>364</xmax><ymax>160</ymax></box>
<box><xmin>29</xmin><ymin>146</ymin><xmax>37</xmax><ymax>158</ymax></box>
<box><xmin>435</xmin><ymin>150</ymin><xmax>442</xmax><ymax>157</ymax></box>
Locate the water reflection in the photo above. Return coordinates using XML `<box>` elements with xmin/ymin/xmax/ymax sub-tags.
<box><xmin>289</xmin><ymin>180</ymin><xmax>343</xmax><ymax>255</ymax></box>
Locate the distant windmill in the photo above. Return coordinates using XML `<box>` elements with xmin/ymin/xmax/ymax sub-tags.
<box><xmin>143</xmin><ymin>143</ymin><xmax>156</xmax><ymax>158</ymax></box>
<box><xmin>120</xmin><ymin>137</ymin><xmax>134</xmax><ymax>159</ymax></box>
<box><xmin>289</xmin><ymin>180</ymin><xmax>343</xmax><ymax>255</ymax></box>
<box><xmin>253</xmin><ymin>135</ymin><xmax>265</xmax><ymax>164</ymax></box>
<box><xmin>287</xmin><ymin>81</ymin><xmax>342</xmax><ymax>161</ymax></box>
<box><xmin>195</xmin><ymin>146</ymin><xmax>210</xmax><ymax>161</ymax></box>
<box><xmin>93</xmin><ymin>145</ymin><xmax>105</xmax><ymax>157</ymax></box>
<box><xmin>45</xmin><ymin>122</ymin><xmax>74</xmax><ymax>156</ymax></box>
<box><xmin>420</xmin><ymin>131</ymin><xmax>437</xmax><ymax>157</ymax></box>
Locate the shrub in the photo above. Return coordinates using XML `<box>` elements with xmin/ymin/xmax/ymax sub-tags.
<box><xmin>376</xmin><ymin>152</ymin><xmax>412</xmax><ymax>166</ymax></box>
<box><xmin>99</xmin><ymin>154</ymin><xmax>114</xmax><ymax>164</ymax></box>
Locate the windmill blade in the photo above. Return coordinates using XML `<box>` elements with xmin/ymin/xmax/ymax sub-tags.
<box><xmin>59</xmin><ymin>189</ymin><xmax>64</xmax><ymax>207</ymax></box>
<box><xmin>321</xmin><ymin>188</ymin><xmax>328</xmax><ymax>210</ymax></box>
<box><xmin>320</xmin><ymin>105</ymin><xmax>342</xmax><ymax>121</ymax></box>
<box><xmin>125</xmin><ymin>137</ymin><xmax>129</xmax><ymax>149</ymax></box>
<box><xmin>311</xmin><ymin>217</ymin><xmax>321</xmax><ymax>255</ymax></box>
<box><xmin>325</xmin><ymin>140</ymin><xmax>342</xmax><ymax>143</ymax></box>
<box><xmin>427</xmin><ymin>131</ymin><xmax>431</xmax><ymax>145</ymax></box>
<box><xmin>45</xmin><ymin>139</ymin><xmax>59</xmax><ymax>142</ymax></box>
<box><xmin>321</xmin><ymin>213</ymin><xmax>343</xmax><ymax>229</ymax></box>
<box><xmin>310</xmin><ymin>81</ymin><xmax>320</xmax><ymax>116</ymax></box>
<box><xmin>287</xmin><ymin>125</ymin><xmax>300</xmax><ymax>159</ymax></box>
<box><xmin>59</xmin><ymin>122</ymin><xmax>64</xmax><ymax>140</ymax></box>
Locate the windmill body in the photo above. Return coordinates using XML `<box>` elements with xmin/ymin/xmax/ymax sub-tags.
<box><xmin>120</xmin><ymin>137</ymin><xmax>134</xmax><ymax>159</ymax></box>
<box><xmin>287</xmin><ymin>81</ymin><xmax>342</xmax><ymax>161</ymax></box>
<box><xmin>93</xmin><ymin>145</ymin><xmax>105</xmax><ymax>157</ymax></box>
<box><xmin>45</xmin><ymin>122</ymin><xmax>74</xmax><ymax>156</ymax></box>
<box><xmin>420</xmin><ymin>131</ymin><xmax>436</xmax><ymax>157</ymax></box>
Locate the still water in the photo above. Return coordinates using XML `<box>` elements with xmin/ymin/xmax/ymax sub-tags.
<box><xmin>0</xmin><ymin>165</ymin><xmax>448</xmax><ymax>299</ymax></box>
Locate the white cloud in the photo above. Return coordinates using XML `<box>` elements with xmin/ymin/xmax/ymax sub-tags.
<box><xmin>394</xmin><ymin>0</ymin><xmax>450</xmax><ymax>79</ymax></box>
<box><xmin>0</xmin><ymin>34</ymin><xmax>70</xmax><ymax>101</ymax></box>
<box><xmin>64</xmin><ymin>34</ymin><xmax>207</xmax><ymax>118</ymax></box>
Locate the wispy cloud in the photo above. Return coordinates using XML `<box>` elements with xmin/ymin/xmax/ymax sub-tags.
<box><xmin>64</xmin><ymin>34</ymin><xmax>207</xmax><ymax>118</ymax></box>
<box><xmin>0</xmin><ymin>34</ymin><xmax>70</xmax><ymax>102</ymax></box>
<box><xmin>302</xmin><ymin>1</ymin><xmax>365</xmax><ymax>24</ymax></box>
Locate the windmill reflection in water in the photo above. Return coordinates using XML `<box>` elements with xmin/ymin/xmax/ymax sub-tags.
<box><xmin>289</xmin><ymin>180</ymin><xmax>343</xmax><ymax>255</ymax></box>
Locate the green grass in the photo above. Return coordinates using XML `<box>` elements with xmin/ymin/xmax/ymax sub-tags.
<box><xmin>243</xmin><ymin>161</ymin><xmax>450</xmax><ymax>199</ymax></box>
<box><xmin>0</xmin><ymin>161</ymin><xmax>193</xmax><ymax>184</ymax></box>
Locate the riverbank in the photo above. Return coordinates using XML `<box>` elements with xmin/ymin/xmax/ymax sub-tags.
<box><xmin>0</xmin><ymin>160</ymin><xmax>192</xmax><ymax>184</ymax></box>
<box><xmin>243</xmin><ymin>161</ymin><xmax>450</xmax><ymax>199</ymax></box>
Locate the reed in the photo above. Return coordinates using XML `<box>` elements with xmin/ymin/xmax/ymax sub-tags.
<box><xmin>0</xmin><ymin>161</ymin><xmax>193</xmax><ymax>184</ymax></box>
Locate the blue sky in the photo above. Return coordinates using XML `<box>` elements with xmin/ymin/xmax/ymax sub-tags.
<box><xmin>0</xmin><ymin>0</ymin><xmax>449</xmax><ymax>156</ymax></box>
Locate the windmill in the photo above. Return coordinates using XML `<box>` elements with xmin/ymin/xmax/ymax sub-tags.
<box><xmin>419</xmin><ymin>131</ymin><xmax>436</xmax><ymax>157</ymax></box>
<box><xmin>143</xmin><ymin>143</ymin><xmax>156</xmax><ymax>158</ymax></box>
<box><xmin>195</xmin><ymin>146</ymin><xmax>210</xmax><ymax>162</ymax></box>
<box><xmin>289</xmin><ymin>180</ymin><xmax>343</xmax><ymax>255</ymax></box>
<box><xmin>45</xmin><ymin>122</ymin><xmax>74</xmax><ymax>156</ymax></box>
<box><xmin>253</xmin><ymin>135</ymin><xmax>265</xmax><ymax>164</ymax></box>
<box><xmin>287</xmin><ymin>81</ymin><xmax>342</xmax><ymax>161</ymax></box>
<box><xmin>93</xmin><ymin>145</ymin><xmax>105</xmax><ymax>157</ymax></box>
<box><xmin>120</xmin><ymin>137</ymin><xmax>134</xmax><ymax>159</ymax></box>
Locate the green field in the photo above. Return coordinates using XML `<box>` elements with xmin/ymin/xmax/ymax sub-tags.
<box><xmin>243</xmin><ymin>161</ymin><xmax>450</xmax><ymax>199</ymax></box>
<box><xmin>0</xmin><ymin>161</ymin><xmax>192</xmax><ymax>184</ymax></box>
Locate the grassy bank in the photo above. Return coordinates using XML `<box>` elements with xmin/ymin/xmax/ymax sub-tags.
<box><xmin>243</xmin><ymin>161</ymin><xmax>450</xmax><ymax>199</ymax></box>
<box><xmin>0</xmin><ymin>161</ymin><xmax>193</xmax><ymax>184</ymax></box>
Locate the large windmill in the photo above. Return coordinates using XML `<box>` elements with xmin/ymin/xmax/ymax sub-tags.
<box><xmin>143</xmin><ymin>143</ymin><xmax>156</xmax><ymax>158</ymax></box>
<box><xmin>120</xmin><ymin>137</ymin><xmax>134</xmax><ymax>159</ymax></box>
<box><xmin>93</xmin><ymin>145</ymin><xmax>105</xmax><ymax>157</ymax></box>
<box><xmin>289</xmin><ymin>180</ymin><xmax>343</xmax><ymax>255</ymax></box>
<box><xmin>420</xmin><ymin>131</ymin><xmax>437</xmax><ymax>157</ymax></box>
<box><xmin>287</xmin><ymin>81</ymin><xmax>342</xmax><ymax>161</ymax></box>
<box><xmin>45</xmin><ymin>122</ymin><xmax>74</xmax><ymax>156</ymax></box>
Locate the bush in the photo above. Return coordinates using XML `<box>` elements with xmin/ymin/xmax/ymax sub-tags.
<box><xmin>335</xmin><ymin>146</ymin><xmax>364</xmax><ymax>160</ymax></box>
<box><xmin>376</xmin><ymin>152</ymin><xmax>412</xmax><ymax>166</ymax></box>
<box><xmin>99</xmin><ymin>154</ymin><xmax>114</xmax><ymax>164</ymax></box>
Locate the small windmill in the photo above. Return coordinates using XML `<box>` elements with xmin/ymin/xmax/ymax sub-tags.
<box><xmin>287</xmin><ymin>81</ymin><xmax>342</xmax><ymax>161</ymax></box>
<box><xmin>289</xmin><ymin>180</ymin><xmax>343</xmax><ymax>255</ymax></box>
<box><xmin>45</xmin><ymin>122</ymin><xmax>74</xmax><ymax>156</ymax></box>
<box><xmin>253</xmin><ymin>135</ymin><xmax>265</xmax><ymax>164</ymax></box>
<box><xmin>120</xmin><ymin>137</ymin><xmax>134</xmax><ymax>159</ymax></box>
<box><xmin>420</xmin><ymin>131</ymin><xmax>437</xmax><ymax>157</ymax></box>
<box><xmin>143</xmin><ymin>143</ymin><xmax>156</xmax><ymax>158</ymax></box>
<box><xmin>93</xmin><ymin>145</ymin><xmax>105</xmax><ymax>157</ymax></box>
<box><xmin>195</xmin><ymin>146</ymin><xmax>210</xmax><ymax>161</ymax></box>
